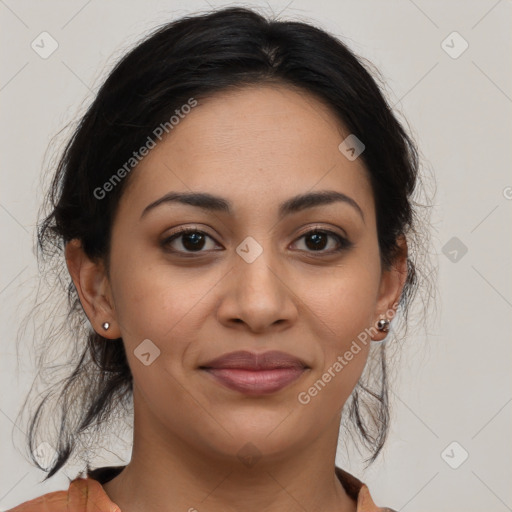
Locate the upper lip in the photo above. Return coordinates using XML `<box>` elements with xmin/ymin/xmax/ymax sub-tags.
<box><xmin>200</xmin><ymin>350</ymin><xmax>309</xmax><ymax>370</ymax></box>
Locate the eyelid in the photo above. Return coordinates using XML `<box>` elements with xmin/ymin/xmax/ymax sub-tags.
<box><xmin>294</xmin><ymin>223</ymin><xmax>348</xmax><ymax>239</ymax></box>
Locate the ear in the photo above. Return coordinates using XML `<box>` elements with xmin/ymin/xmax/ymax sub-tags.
<box><xmin>64</xmin><ymin>239</ymin><xmax>121</xmax><ymax>339</ymax></box>
<box><xmin>372</xmin><ymin>234</ymin><xmax>408</xmax><ymax>341</ymax></box>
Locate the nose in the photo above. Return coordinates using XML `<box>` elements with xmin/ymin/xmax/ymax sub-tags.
<box><xmin>216</xmin><ymin>247</ymin><xmax>299</xmax><ymax>334</ymax></box>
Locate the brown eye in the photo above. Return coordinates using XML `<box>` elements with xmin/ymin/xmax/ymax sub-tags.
<box><xmin>293</xmin><ymin>229</ymin><xmax>352</xmax><ymax>254</ymax></box>
<box><xmin>162</xmin><ymin>228</ymin><xmax>220</xmax><ymax>253</ymax></box>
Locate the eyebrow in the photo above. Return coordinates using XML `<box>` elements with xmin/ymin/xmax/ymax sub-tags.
<box><xmin>140</xmin><ymin>190</ymin><xmax>365</xmax><ymax>222</ymax></box>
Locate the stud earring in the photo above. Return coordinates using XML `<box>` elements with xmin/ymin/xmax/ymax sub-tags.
<box><xmin>376</xmin><ymin>318</ymin><xmax>390</xmax><ymax>332</ymax></box>
<box><xmin>102</xmin><ymin>322</ymin><xmax>110</xmax><ymax>331</ymax></box>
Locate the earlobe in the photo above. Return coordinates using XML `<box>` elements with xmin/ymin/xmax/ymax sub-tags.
<box><xmin>372</xmin><ymin>235</ymin><xmax>408</xmax><ymax>341</ymax></box>
<box><xmin>64</xmin><ymin>239</ymin><xmax>121</xmax><ymax>338</ymax></box>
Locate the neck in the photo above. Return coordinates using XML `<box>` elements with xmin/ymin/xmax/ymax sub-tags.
<box><xmin>102</xmin><ymin>395</ymin><xmax>357</xmax><ymax>512</ymax></box>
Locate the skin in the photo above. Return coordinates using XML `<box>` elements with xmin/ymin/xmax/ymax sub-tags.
<box><xmin>65</xmin><ymin>84</ymin><xmax>407</xmax><ymax>512</ymax></box>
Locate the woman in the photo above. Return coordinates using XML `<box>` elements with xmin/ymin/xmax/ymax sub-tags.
<box><xmin>8</xmin><ymin>6</ymin><xmax>433</xmax><ymax>511</ymax></box>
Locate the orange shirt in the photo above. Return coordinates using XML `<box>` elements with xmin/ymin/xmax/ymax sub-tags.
<box><xmin>6</xmin><ymin>465</ymin><xmax>396</xmax><ymax>512</ymax></box>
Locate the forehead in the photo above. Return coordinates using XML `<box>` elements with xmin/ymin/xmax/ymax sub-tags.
<box><xmin>120</xmin><ymin>84</ymin><xmax>374</xmax><ymax>219</ymax></box>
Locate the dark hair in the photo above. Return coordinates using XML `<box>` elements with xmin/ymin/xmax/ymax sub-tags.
<box><xmin>16</xmin><ymin>6</ymin><xmax>436</xmax><ymax>480</ymax></box>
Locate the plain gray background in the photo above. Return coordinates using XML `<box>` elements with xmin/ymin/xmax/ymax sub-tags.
<box><xmin>1</xmin><ymin>1</ymin><xmax>511</xmax><ymax>510</ymax></box>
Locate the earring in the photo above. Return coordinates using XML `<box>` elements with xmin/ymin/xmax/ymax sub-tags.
<box><xmin>372</xmin><ymin>316</ymin><xmax>390</xmax><ymax>345</ymax></box>
<box><xmin>102</xmin><ymin>322</ymin><xmax>110</xmax><ymax>331</ymax></box>
<box><xmin>376</xmin><ymin>318</ymin><xmax>390</xmax><ymax>332</ymax></box>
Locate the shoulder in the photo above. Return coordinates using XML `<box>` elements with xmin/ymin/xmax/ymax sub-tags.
<box><xmin>335</xmin><ymin>466</ymin><xmax>397</xmax><ymax>512</ymax></box>
<box><xmin>357</xmin><ymin>483</ymin><xmax>397</xmax><ymax>512</ymax></box>
<box><xmin>5</xmin><ymin>476</ymin><xmax>121</xmax><ymax>512</ymax></box>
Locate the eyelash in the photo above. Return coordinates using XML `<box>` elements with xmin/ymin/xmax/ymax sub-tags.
<box><xmin>161</xmin><ymin>226</ymin><xmax>353</xmax><ymax>256</ymax></box>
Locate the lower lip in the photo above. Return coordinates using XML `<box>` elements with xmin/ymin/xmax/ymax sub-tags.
<box><xmin>201</xmin><ymin>367</ymin><xmax>307</xmax><ymax>395</ymax></box>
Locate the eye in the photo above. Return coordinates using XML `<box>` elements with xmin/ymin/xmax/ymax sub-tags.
<box><xmin>161</xmin><ymin>226</ymin><xmax>352</xmax><ymax>256</ymax></box>
<box><xmin>161</xmin><ymin>227</ymin><xmax>221</xmax><ymax>254</ymax></box>
<box><xmin>291</xmin><ymin>229</ymin><xmax>352</xmax><ymax>254</ymax></box>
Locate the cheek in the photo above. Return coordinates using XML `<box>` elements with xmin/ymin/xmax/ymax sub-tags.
<box><xmin>299</xmin><ymin>260</ymin><xmax>380</xmax><ymax>339</ymax></box>
<box><xmin>294</xmin><ymin>258</ymin><xmax>379</xmax><ymax>402</ymax></box>
<box><xmin>111</xmin><ymin>248</ymin><xmax>177</xmax><ymax>325</ymax></box>
<box><xmin>109</xmin><ymin>251</ymin><xmax>223</xmax><ymax>356</ymax></box>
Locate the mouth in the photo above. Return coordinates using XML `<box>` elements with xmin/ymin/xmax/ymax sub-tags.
<box><xmin>199</xmin><ymin>350</ymin><xmax>310</xmax><ymax>396</ymax></box>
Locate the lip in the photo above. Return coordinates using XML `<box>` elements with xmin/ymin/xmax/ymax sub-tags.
<box><xmin>200</xmin><ymin>350</ymin><xmax>308</xmax><ymax>371</ymax></box>
<box><xmin>199</xmin><ymin>350</ymin><xmax>309</xmax><ymax>395</ymax></box>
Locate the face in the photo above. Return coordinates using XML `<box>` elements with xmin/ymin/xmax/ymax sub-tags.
<box><xmin>68</xmin><ymin>84</ymin><xmax>405</xmax><ymax>465</ymax></box>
